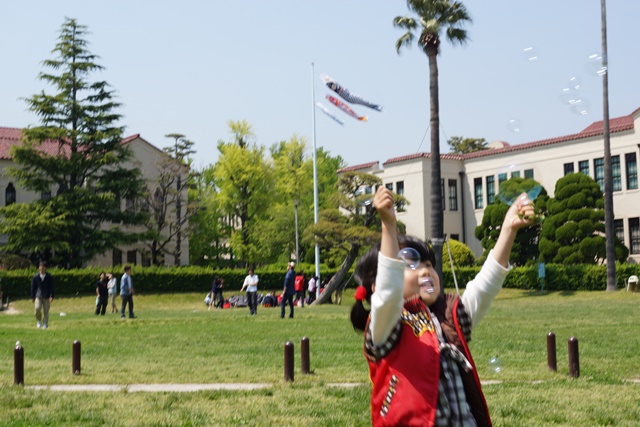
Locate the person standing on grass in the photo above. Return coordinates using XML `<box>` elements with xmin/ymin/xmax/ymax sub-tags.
<box><xmin>120</xmin><ymin>265</ymin><xmax>136</xmax><ymax>319</ymax></box>
<box><xmin>294</xmin><ymin>270</ymin><xmax>305</xmax><ymax>307</ymax></box>
<box><xmin>307</xmin><ymin>276</ymin><xmax>317</xmax><ymax>304</ymax></box>
<box><xmin>95</xmin><ymin>272</ymin><xmax>109</xmax><ymax>315</ymax></box>
<box><xmin>107</xmin><ymin>272</ymin><xmax>118</xmax><ymax>313</ymax></box>
<box><xmin>281</xmin><ymin>262</ymin><xmax>296</xmax><ymax>318</ymax></box>
<box><xmin>350</xmin><ymin>186</ymin><xmax>534</xmax><ymax>426</ymax></box>
<box><xmin>241</xmin><ymin>268</ymin><xmax>259</xmax><ymax>315</ymax></box>
<box><xmin>31</xmin><ymin>261</ymin><xmax>53</xmax><ymax>330</ymax></box>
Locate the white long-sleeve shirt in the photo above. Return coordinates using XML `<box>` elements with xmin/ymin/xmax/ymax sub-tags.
<box><xmin>369</xmin><ymin>250</ymin><xmax>510</xmax><ymax>346</ymax></box>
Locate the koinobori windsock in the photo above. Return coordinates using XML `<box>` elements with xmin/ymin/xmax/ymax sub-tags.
<box><xmin>315</xmin><ymin>102</ymin><xmax>344</xmax><ymax>126</ymax></box>
<box><xmin>320</xmin><ymin>74</ymin><xmax>382</xmax><ymax>112</ymax></box>
<box><xmin>325</xmin><ymin>95</ymin><xmax>368</xmax><ymax>122</ymax></box>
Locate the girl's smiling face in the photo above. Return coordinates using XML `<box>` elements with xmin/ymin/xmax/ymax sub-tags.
<box><xmin>400</xmin><ymin>246</ymin><xmax>440</xmax><ymax>306</ymax></box>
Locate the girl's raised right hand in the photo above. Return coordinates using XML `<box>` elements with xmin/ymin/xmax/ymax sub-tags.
<box><xmin>373</xmin><ymin>186</ymin><xmax>396</xmax><ymax>225</ymax></box>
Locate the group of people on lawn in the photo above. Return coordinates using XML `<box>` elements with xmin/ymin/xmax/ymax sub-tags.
<box><xmin>30</xmin><ymin>263</ymin><xmax>136</xmax><ymax>330</ymax></box>
<box><xmin>206</xmin><ymin>264</ymin><xmax>330</xmax><ymax>318</ymax></box>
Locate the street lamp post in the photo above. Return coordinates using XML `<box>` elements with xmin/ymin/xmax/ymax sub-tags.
<box><xmin>294</xmin><ymin>199</ymin><xmax>299</xmax><ymax>263</ymax></box>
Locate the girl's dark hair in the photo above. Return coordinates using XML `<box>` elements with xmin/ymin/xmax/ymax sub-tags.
<box><xmin>350</xmin><ymin>236</ymin><xmax>436</xmax><ymax>332</ymax></box>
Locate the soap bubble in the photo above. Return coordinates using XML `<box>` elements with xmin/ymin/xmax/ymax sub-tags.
<box><xmin>507</xmin><ymin>118</ymin><xmax>522</xmax><ymax>133</ymax></box>
<box><xmin>354</xmin><ymin>186</ymin><xmax>373</xmax><ymax>206</ymax></box>
<box><xmin>489</xmin><ymin>357</ymin><xmax>503</xmax><ymax>373</ymax></box>
<box><xmin>496</xmin><ymin>161</ymin><xmax>542</xmax><ymax>207</ymax></box>
<box><xmin>559</xmin><ymin>76</ymin><xmax>583</xmax><ymax>106</ymax></box>
<box><xmin>586</xmin><ymin>52</ymin><xmax>607</xmax><ymax>77</ymax></box>
<box><xmin>397</xmin><ymin>247</ymin><xmax>421</xmax><ymax>270</ymax></box>
<box><xmin>522</xmin><ymin>46</ymin><xmax>539</xmax><ymax>62</ymax></box>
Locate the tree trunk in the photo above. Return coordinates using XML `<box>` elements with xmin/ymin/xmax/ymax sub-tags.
<box><xmin>427</xmin><ymin>49</ymin><xmax>444</xmax><ymax>292</ymax></box>
<box><xmin>313</xmin><ymin>243</ymin><xmax>361</xmax><ymax>305</ymax></box>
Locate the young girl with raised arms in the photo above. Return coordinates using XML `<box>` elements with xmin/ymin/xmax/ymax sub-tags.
<box><xmin>351</xmin><ymin>186</ymin><xmax>535</xmax><ymax>427</ymax></box>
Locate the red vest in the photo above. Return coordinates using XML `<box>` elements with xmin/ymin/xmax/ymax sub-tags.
<box><xmin>366</xmin><ymin>296</ymin><xmax>491</xmax><ymax>427</ymax></box>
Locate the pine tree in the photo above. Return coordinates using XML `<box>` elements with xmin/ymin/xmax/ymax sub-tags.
<box><xmin>0</xmin><ymin>18</ymin><xmax>148</xmax><ymax>268</ymax></box>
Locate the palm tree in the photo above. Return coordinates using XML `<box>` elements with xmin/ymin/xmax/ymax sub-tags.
<box><xmin>393</xmin><ymin>0</ymin><xmax>471</xmax><ymax>284</ymax></box>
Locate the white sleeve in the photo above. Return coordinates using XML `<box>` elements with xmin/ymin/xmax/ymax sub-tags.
<box><xmin>369</xmin><ymin>252</ymin><xmax>405</xmax><ymax>346</ymax></box>
<box><xmin>460</xmin><ymin>249</ymin><xmax>510</xmax><ymax>330</ymax></box>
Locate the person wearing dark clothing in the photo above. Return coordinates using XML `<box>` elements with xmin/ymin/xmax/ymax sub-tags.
<box><xmin>120</xmin><ymin>265</ymin><xmax>136</xmax><ymax>319</ymax></box>
<box><xmin>31</xmin><ymin>261</ymin><xmax>54</xmax><ymax>329</ymax></box>
<box><xmin>281</xmin><ymin>262</ymin><xmax>296</xmax><ymax>318</ymax></box>
<box><xmin>95</xmin><ymin>272</ymin><xmax>109</xmax><ymax>315</ymax></box>
<box><xmin>211</xmin><ymin>276</ymin><xmax>224</xmax><ymax>309</ymax></box>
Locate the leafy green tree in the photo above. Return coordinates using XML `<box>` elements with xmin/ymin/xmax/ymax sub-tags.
<box><xmin>539</xmin><ymin>173</ymin><xmax>628</xmax><ymax>265</ymax></box>
<box><xmin>188</xmin><ymin>165</ymin><xmax>231</xmax><ymax>266</ymax></box>
<box><xmin>447</xmin><ymin>136</ymin><xmax>488</xmax><ymax>154</ymax></box>
<box><xmin>213</xmin><ymin>120</ymin><xmax>274</xmax><ymax>266</ymax></box>
<box><xmin>394</xmin><ymin>0</ymin><xmax>472</xmax><ymax>283</ymax></box>
<box><xmin>0</xmin><ymin>18</ymin><xmax>147</xmax><ymax>268</ymax></box>
<box><xmin>307</xmin><ymin>172</ymin><xmax>407</xmax><ymax>304</ymax></box>
<box><xmin>474</xmin><ymin>177</ymin><xmax>548</xmax><ymax>266</ymax></box>
<box><xmin>443</xmin><ymin>238</ymin><xmax>475</xmax><ymax>267</ymax></box>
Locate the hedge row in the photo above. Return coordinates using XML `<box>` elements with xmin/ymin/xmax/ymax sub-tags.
<box><xmin>2</xmin><ymin>263</ymin><xmax>638</xmax><ymax>301</ymax></box>
<box><xmin>0</xmin><ymin>264</ymin><xmax>337</xmax><ymax>300</ymax></box>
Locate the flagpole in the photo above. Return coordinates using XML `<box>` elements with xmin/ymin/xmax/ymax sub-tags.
<box><xmin>311</xmin><ymin>62</ymin><xmax>321</xmax><ymax>298</ymax></box>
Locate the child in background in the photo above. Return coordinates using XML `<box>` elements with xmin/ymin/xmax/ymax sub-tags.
<box><xmin>351</xmin><ymin>186</ymin><xmax>534</xmax><ymax>426</ymax></box>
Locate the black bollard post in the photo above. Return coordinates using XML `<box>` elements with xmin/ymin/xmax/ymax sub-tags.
<box><xmin>72</xmin><ymin>340</ymin><xmax>81</xmax><ymax>375</ymax></box>
<box><xmin>284</xmin><ymin>341</ymin><xmax>294</xmax><ymax>382</ymax></box>
<box><xmin>301</xmin><ymin>337</ymin><xmax>310</xmax><ymax>374</ymax></box>
<box><xmin>14</xmin><ymin>341</ymin><xmax>24</xmax><ymax>385</ymax></box>
<box><xmin>547</xmin><ymin>332</ymin><xmax>557</xmax><ymax>372</ymax></box>
<box><xmin>568</xmin><ymin>336</ymin><xmax>579</xmax><ymax>378</ymax></box>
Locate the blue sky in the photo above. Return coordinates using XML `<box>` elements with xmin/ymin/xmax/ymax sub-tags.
<box><xmin>1</xmin><ymin>0</ymin><xmax>638</xmax><ymax>170</ymax></box>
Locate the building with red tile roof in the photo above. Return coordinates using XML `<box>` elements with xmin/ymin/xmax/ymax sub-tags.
<box><xmin>338</xmin><ymin>107</ymin><xmax>640</xmax><ymax>263</ymax></box>
<box><xmin>0</xmin><ymin>128</ymin><xmax>189</xmax><ymax>267</ymax></box>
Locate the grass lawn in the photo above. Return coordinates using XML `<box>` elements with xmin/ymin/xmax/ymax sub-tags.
<box><xmin>1</xmin><ymin>288</ymin><xmax>639</xmax><ymax>426</ymax></box>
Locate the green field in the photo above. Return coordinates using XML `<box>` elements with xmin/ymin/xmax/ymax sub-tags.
<box><xmin>1</xmin><ymin>289</ymin><xmax>639</xmax><ymax>426</ymax></box>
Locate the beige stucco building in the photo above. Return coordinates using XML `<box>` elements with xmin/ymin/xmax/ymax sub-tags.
<box><xmin>0</xmin><ymin>128</ymin><xmax>189</xmax><ymax>267</ymax></box>
<box><xmin>340</xmin><ymin>107</ymin><xmax>640</xmax><ymax>263</ymax></box>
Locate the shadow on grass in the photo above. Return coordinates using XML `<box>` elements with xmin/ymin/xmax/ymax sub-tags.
<box><xmin>498</xmin><ymin>290</ymin><xmax>577</xmax><ymax>300</ymax></box>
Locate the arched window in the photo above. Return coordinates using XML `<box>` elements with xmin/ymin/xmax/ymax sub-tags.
<box><xmin>5</xmin><ymin>183</ymin><xmax>16</xmax><ymax>206</ymax></box>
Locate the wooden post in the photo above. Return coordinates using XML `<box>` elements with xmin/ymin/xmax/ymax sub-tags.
<box><xmin>547</xmin><ymin>332</ymin><xmax>557</xmax><ymax>372</ymax></box>
<box><xmin>284</xmin><ymin>341</ymin><xmax>294</xmax><ymax>382</ymax></box>
<box><xmin>72</xmin><ymin>340</ymin><xmax>81</xmax><ymax>375</ymax></box>
<box><xmin>568</xmin><ymin>337</ymin><xmax>580</xmax><ymax>378</ymax></box>
<box><xmin>14</xmin><ymin>342</ymin><xmax>24</xmax><ymax>385</ymax></box>
<box><xmin>301</xmin><ymin>337</ymin><xmax>310</xmax><ymax>374</ymax></box>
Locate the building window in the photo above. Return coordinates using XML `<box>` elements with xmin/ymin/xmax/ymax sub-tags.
<box><xmin>5</xmin><ymin>183</ymin><xmax>16</xmax><ymax>206</ymax></box>
<box><xmin>396</xmin><ymin>181</ymin><xmax>404</xmax><ymax>209</ymax></box>
<box><xmin>614</xmin><ymin>219</ymin><xmax>624</xmax><ymax>243</ymax></box>
<box><xmin>450</xmin><ymin>234</ymin><xmax>459</xmax><ymax>241</ymax></box>
<box><xmin>385</xmin><ymin>183</ymin><xmax>393</xmax><ymax>191</ymax></box>
<box><xmin>524</xmin><ymin>169</ymin><xmax>534</xmax><ymax>180</ymax></box>
<box><xmin>612</xmin><ymin>155</ymin><xmax>621</xmax><ymax>192</ymax></box>
<box><xmin>511</xmin><ymin>171</ymin><xmax>520</xmax><ymax>179</ymax></box>
<box><xmin>125</xmin><ymin>197</ymin><xmax>136</xmax><ymax>213</ymax></box>
<box><xmin>630</xmin><ymin>218</ymin><xmax>640</xmax><ymax>255</ymax></box>
<box><xmin>112</xmin><ymin>249</ymin><xmax>122</xmax><ymax>267</ymax></box>
<box><xmin>41</xmin><ymin>190</ymin><xmax>52</xmax><ymax>201</ymax></box>
<box><xmin>579</xmin><ymin>160</ymin><xmax>589</xmax><ymax>176</ymax></box>
<box><xmin>626</xmin><ymin>153</ymin><xmax>638</xmax><ymax>190</ymax></box>
<box><xmin>441</xmin><ymin>179</ymin><xmax>445</xmax><ymax>211</ymax></box>
<box><xmin>486</xmin><ymin>175</ymin><xmax>495</xmax><ymax>205</ymax></box>
<box><xmin>448</xmin><ymin>179</ymin><xmax>458</xmax><ymax>211</ymax></box>
<box><xmin>127</xmin><ymin>250</ymin><xmax>137</xmax><ymax>265</ymax></box>
<box><xmin>141</xmin><ymin>252</ymin><xmax>151</xmax><ymax>267</ymax></box>
<box><xmin>564</xmin><ymin>162</ymin><xmax>575</xmax><ymax>175</ymax></box>
<box><xmin>594</xmin><ymin>158</ymin><xmax>604</xmax><ymax>191</ymax></box>
<box><xmin>474</xmin><ymin>177</ymin><xmax>483</xmax><ymax>209</ymax></box>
